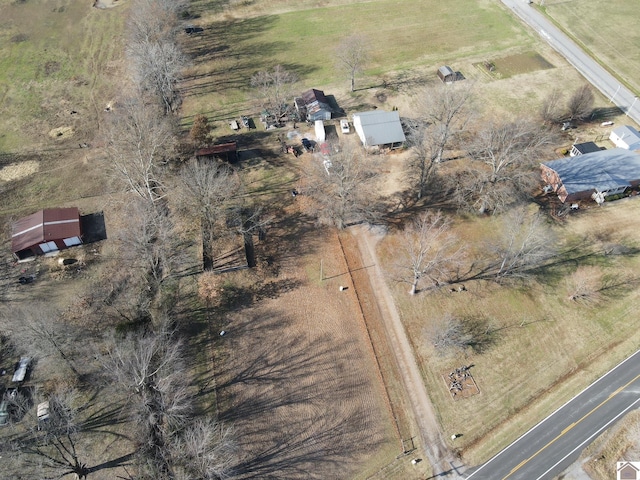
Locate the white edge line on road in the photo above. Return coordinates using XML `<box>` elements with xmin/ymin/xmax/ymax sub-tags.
<box><xmin>466</xmin><ymin>349</ymin><xmax>640</xmax><ymax>478</ymax></box>
<box><xmin>534</xmin><ymin>396</ymin><xmax>640</xmax><ymax>480</ymax></box>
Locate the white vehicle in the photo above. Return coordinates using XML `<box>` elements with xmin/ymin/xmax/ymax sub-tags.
<box><xmin>12</xmin><ymin>357</ymin><xmax>31</xmax><ymax>383</ymax></box>
<box><xmin>340</xmin><ymin>119</ymin><xmax>350</xmax><ymax>134</ymax></box>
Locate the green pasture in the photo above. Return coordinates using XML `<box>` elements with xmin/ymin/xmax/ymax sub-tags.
<box><xmin>0</xmin><ymin>0</ymin><xmax>126</xmax><ymax>152</ymax></box>
<box><xmin>541</xmin><ymin>0</ymin><xmax>640</xmax><ymax>95</ymax></box>
<box><xmin>182</xmin><ymin>0</ymin><xmax>535</xmax><ymax>120</ymax></box>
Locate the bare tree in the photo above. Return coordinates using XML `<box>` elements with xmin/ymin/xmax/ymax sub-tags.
<box><xmin>566</xmin><ymin>84</ymin><xmax>594</xmax><ymax>122</ymax></box>
<box><xmin>103</xmin><ymin>331</ymin><xmax>192</xmax><ymax>477</ymax></box>
<box><xmin>427</xmin><ymin>314</ymin><xmax>471</xmax><ymax>355</ymax></box>
<box><xmin>105</xmin><ymin>99</ymin><xmax>175</xmax><ymax>205</ymax></box>
<box><xmin>127</xmin><ymin>0</ymin><xmax>187</xmax><ymax>114</ymax></box>
<box><xmin>539</xmin><ymin>88</ymin><xmax>564</xmax><ymax>124</ymax></box>
<box><xmin>250</xmin><ymin>65</ymin><xmax>298</xmax><ymax>121</ymax></box>
<box><xmin>427</xmin><ymin>314</ymin><xmax>495</xmax><ymax>356</ymax></box>
<box><xmin>117</xmin><ymin>199</ymin><xmax>182</xmax><ymax>294</ymax></box>
<box><xmin>5</xmin><ymin>307</ymin><xmax>81</xmax><ymax>379</ymax></box>
<box><xmin>173</xmin><ymin>418</ymin><xmax>235</xmax><ymax>480</ymax></box>
<box><xmin>397</xmin><ymin>211</ymin><xmax>464</xmax><ymax>295</ymax></box>
<box><xmin>178</xmin><ymin>159</ymin><xmax>241</xmax><ymax>268</ymax></box>
<box><xmin>407</xmin><ymin>83</ymin><xmax>473</xmax><ymax>199</ymax></box>
<box><xmin>335</xmin><ymin>34</ymin><xmax>370</xmax><ymax>92</ymax></box>
<box><xmin>489</xmin><ymin>207</ymin><xmax>556</xmax><ymax>280</ymax></box>
<box><xmin>454</xmin><ymin>118</ymin><xmax>556</xmax><ymax>214</ymax></box>
<box><xmin>304</xmin><ymin>143</ymin><xmax>380</xmax><ymax>229</ymax></box>
<box><xmin>3</xmin><ymin>389</ymin><xmax>91</xmax><ymax>479</ymax></box>
<box><xmin>565</xmin><ymin>266</ymin><xmax>603</xmax><ymax>306</ymax></box>
<box><xmin>189</xmin><ymin>114</ymin><xmax>211</xmax><ymax>147</ymax></box>
<box><xmin>128</xmin><ymin>40</ymin><xmax>187</xmax><ymax>114</ymax></box>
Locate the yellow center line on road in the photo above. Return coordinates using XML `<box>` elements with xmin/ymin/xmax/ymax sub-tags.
<box><xmin>503</xmin><ymin>373</ymin><xmax>640</xmax><ymax>479</ymax></box>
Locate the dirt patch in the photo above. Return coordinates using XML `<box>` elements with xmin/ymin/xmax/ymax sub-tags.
<box><xmin>0</xmin><ymin>160</ymin><xmax>39</xmax><ymax>182</ymax></box>
<box><xmin>92</xmin><ymin>0</ymin><xmax>126</xmax><ymax>8</ymax></box>
<box><xmin>48</xmin><ymin>126</ymin><xmax>74</xmax><ymax>139</ymax></box>
<box><xmin>474</xmin><ymin>51</ymin><xmax>554</xmax><ymax>79</ymax></box>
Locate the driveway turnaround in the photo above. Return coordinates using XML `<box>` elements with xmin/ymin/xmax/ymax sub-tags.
<box><xmin>466</xmin><ymin>350</ymin><xmax>640</xmax><ymax>479</ymax></box>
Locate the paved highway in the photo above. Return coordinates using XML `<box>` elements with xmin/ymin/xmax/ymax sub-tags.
<box><xmin>501</xmin><ymin>0</ymin><xmax>639</xmax><ymax>124</ymax></box>
<box><xmin>466</xmin><ymin>350</ymin><xmax>640</xmax><ymax>479</ymax></box>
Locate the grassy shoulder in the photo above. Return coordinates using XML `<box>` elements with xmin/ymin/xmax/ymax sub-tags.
<box><xmin>541</xmin><ymin>0</ymin><xmax>640</xmax><ymax>95</ymax></box>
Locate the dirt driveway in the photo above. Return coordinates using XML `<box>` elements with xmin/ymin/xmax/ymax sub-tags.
<box><xmin>345</xmin><ymin>225</ymin><xmax>465</xmax><ymax>478</ymax></box>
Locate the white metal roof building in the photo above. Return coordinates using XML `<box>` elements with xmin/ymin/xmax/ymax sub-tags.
<box><xmin>610</xmin><ymin>125</ymin><xmax>640</xmax><ymax>150</ymax></box>
<box><xmin>352</xmin><ymin>110</ymin><xmax>406</xmax><ymax>148</ymax></box>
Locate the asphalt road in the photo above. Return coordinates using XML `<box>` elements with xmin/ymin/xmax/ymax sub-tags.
<box><xmin>466</xmin><ymin>350</ymin><xmax>640</xmax><ymax>479</ymax></box>
<box><xmin>500</xmin><ymin>0</ymin><xmax>639</xmax><ymax>123</ymax></box>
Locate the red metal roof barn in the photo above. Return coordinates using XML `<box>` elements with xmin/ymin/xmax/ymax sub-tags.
<box><xmin>11</xmin><ymin>208</ymin><xmax>82</xmax><ymax>260</ymax></box>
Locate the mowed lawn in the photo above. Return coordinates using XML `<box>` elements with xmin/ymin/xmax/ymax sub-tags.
<box><xmin>181</xmin><ymin>0</ymin><xmax>534</xmax><ymax>120</ymax></box>
<box><xmin>378</xmin><ymin>199</ymin><xmax>640</xmax><ymax>463</ymax></box>
<box><xmin>0</xmin><ymin>0</ymin><xmax>125</xmax><ymax>151</ymax></box>
<box><xmin>542</xmin><ymin>0</ymin><xmax>640</xmax><ymax>94</ymax></box>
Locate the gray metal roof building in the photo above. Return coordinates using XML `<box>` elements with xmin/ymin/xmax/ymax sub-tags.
<box><xmin>541</xmin><ymin>148</ymin><xmax>640</xmax><ymax>203</ymax></box>
<box><xmin>352</xmin><ymin>110</ymin><xmax>406</xmax><ymax>148</ymax></box>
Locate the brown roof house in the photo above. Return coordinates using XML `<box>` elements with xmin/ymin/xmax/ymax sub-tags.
<box><xmin>295</xmin><ymin>89</ymin><xmax>333</xmax><ymax>122</ymax></box>
<box><xmin>11</xmin><ymin>208</ymin><xmax>83</xmax><ymax>261</ymax></box>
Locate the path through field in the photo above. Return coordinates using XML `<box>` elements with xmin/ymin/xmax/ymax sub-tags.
<box><xmin>346</xmin><ymin>224</ymin><xmax>465</xmax><ymax>478</ymax></box>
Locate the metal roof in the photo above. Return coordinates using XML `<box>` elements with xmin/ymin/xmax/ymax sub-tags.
<box><xmin>11</xmin><ymin>208</ymin><xmax>81</xmax><ymax>253</ymax></box>
<box><xmin>610</xmin><ymin>125</ymin><xmax>640</xmax><ymax>149</ymax></box>
<box><xmin>542</xmin><ymin>148</ymin><xmax>640</xmax><ymax>195</ymax></box>
<box><xmin>353</xmin><ymin>110</ymin><xmax>406</xmax><ymax>146</ymax></box>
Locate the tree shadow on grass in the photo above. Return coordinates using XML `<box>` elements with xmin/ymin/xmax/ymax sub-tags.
<box><xmin>213</xmin><ymin>308</ymin><xmax>386</xmax><ymax>478</ymax></box>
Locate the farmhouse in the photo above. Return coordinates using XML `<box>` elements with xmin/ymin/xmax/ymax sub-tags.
<box><xmin>195</xmin><ymin>142</ymin><xmax>238</xmax><ymax>163</ymax></box>
<box><xmin>11</xmin><ymin>207</ymin><xmax>82</xmax><ymax>260</ymax></box>
<box><xmin>352</xmin><ymin>110</ymin><xmax>406</xmax><ymax>149</ymax></box>
<box><xmin>437</xmin><ymin>65</ymin><xmax>457</xmax><ymax>83</ymax></box>
<box><xmin>295</xmin><ymin>89</ymin><xmax>333</xmax><ymax>122</ymax></box>
<box><xmin>541</xmin><ymin>148</ymin><xmax>640</xmax><ymax>203</ymax></box>
<box><xmin>610</xmin><ymin>125</ymin><xmax>640</xmax><ymax>150</ymax></box>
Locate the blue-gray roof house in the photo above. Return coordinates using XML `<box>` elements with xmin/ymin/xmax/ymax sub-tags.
<box><xmin>541</xmin><ymin>148</ymin><xmax>640</xmax><ymax>203</ymax></box>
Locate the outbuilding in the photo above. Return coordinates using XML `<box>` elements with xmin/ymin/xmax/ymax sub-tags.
<box><xmin>610</xmin><ymin>125</ymin><xmax>640</xmax><ymax>151</ymax></box>
<box><xmin>295</xmin><ymin>89</ymin><xmax>334</xmax><ymax>122</ymax></box>
<box><xmin>195</xmin><ymin>142</ymin><xmax>238</xmax><ymax>163</ymax></box>
<box><xmin>352</xmin><ymin>110</ymin><xmax>406</xmax><ymax>149</ymax></box>
<box><xmin>11</xmin><ymin>207</ymin><xmax>83</xmax><ymax>261</ymax></box>
<box><xmin>437</xmin><ymin>66</ymin><xmax>457</xmax><ymax>83</ymax></box>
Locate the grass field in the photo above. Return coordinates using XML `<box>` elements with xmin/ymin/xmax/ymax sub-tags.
<box><xmin>0</xmin><ymin>0</ymin><xmax>125</xmax><ymax>152</ymax></box>
<box><xmin>181</xmin><ymin>0</ymin><xmax>536</xmax><ymax>121</ymax></box>
<box><xmin>541</xmin><ymin>0</ymin><xmax>640</xmax><ymax>95</ymax></box>
<box><xmin>378</xmin><ymin>198</ymin><xmax>640</xmax><ymax>464</ymax></box>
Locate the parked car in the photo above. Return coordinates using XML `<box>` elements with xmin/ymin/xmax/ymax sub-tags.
<box><xmin>340</xmin><ymin>119</ymin><xmax>350</xmax><ymax>134</ymax></box>
<box><xmin>241</xmin><ymin>116</ymin><xmax>250</xmax><ymax>128</ymax></box>
<box><xmin>12</xmin><ymin>357</ymin><xmax>31</xmax><ymax>383</ymax></box>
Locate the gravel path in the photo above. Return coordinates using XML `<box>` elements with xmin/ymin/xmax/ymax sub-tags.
<box><xmin>350</xmin><ymin>224</ymin><xmax>465</xmax><ymax>477</ymax></box>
